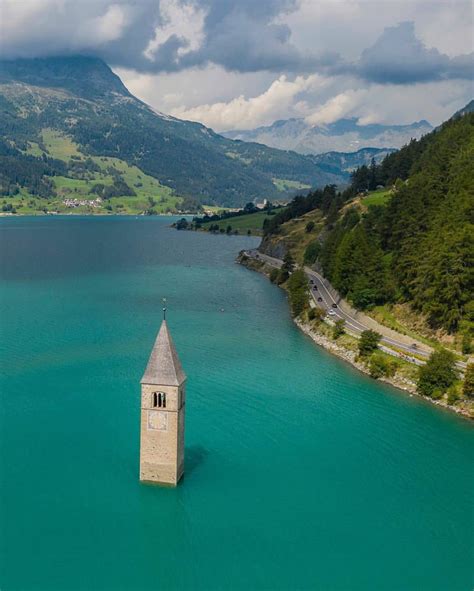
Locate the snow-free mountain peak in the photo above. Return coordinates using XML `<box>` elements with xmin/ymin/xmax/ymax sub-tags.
<box><xmin>223</xmin><ymin>117</ymin><xmax>433</xmax><ymax>155</ymax></box>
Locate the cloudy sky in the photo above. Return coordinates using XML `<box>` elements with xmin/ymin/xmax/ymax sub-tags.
<box><xmin>1</xmin><ymin>0</ymin><xmax>473</xmax><ymax>130</ymax></box>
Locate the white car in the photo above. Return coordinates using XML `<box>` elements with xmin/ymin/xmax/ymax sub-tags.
<box><xmin>328</xmin><ymin>310</ymin><xmax>336</xmax><ymax>316</ymax></box>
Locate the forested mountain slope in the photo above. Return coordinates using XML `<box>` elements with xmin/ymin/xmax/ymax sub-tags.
<box><xmin>0</xmin><ymin>56</ymin><xmax>347</xmax><ymax>208</ymax></box>
<box><xmin>263</xmin><ymin>111</ymin><xmax>473</xmax><ymax>336</ymax></box>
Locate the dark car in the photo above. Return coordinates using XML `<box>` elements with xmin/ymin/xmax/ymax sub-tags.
<box><xmin>310</xmin><ymin>279</ymin><xmax>314</xmax><ymax>284</ymax></box>
<box><xmin>317</xmin><ymin>297</ymin><xmax>323</xmax><ymax>302</ymax></box>
<box><xmin>332</xmin><ymin>303</ymin><xmax>338</xmax><ymax>308</ymax></box>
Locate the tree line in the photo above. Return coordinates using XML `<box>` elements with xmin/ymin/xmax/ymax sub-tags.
<box><xmin>0</xmin><ymin>141</ymin><xmax>67</xmax><ymax>197</ymax></box>
<box><xmin>320</xmin><ymin>113</ymin><xmax>473</xmax><ymax>335</ymax></box>
<box><xmin>264</xmin><ymin>112</ymin><xmax>473</xmax><ymax>337</ymax></box>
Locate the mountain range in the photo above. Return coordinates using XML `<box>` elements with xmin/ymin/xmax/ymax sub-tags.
<box><xmin>0</xmin><ymin>56</ymin><xmax>354</xmax><ymax>208</ymax></box>
<box><xmin>222</xmin><ymin>117</ymin><xmax>433</xmax><ymax>155</ymax></box>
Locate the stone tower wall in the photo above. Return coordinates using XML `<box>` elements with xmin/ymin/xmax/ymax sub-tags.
<box><xmin>139</xmin><ymin>383</ymin><xmax>185</xmax><ymax>485</ymax></box>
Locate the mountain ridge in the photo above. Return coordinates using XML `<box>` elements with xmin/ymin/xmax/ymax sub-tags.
<box><xmin>223</xmin><ymin>116</ymin><xmax>433</xmax><ymax>155</ymax></box>
<box><xmin>0</xmin><ymin>56</ymin><xmax>347</xmax><ymax>208</ymax></box>
<box><xmin>451</xmin><ymin>99</ymin><xmax>474</xmax><ymax>119</ymax></box>
<box><xmin>0</xmin><ymin>56</ymin><xmax>132</xmax><ymax>99</ymax></box>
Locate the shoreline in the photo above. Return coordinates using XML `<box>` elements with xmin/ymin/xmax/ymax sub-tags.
<box><xmin>295</xmin><ymin>318</ymin><xmax>473</xmax><ymax>419</ymax></box>
<box><xmin>238</xmin><ymin>253</ymin><xmax>473</xmax><ymax>420</ymax></box>
<box><xmin>0</xmin><ymin>212</ymin><xmax>194</xmax><ymax>218</ymax></box>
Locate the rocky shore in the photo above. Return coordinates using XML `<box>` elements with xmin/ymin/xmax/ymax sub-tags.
<box><xmin>294</xmin><ymin>317</ymin><xmax>418</xmax><ymax>393</ymax></box>
<box><xmin>238</xmin><ymin>252</ymin><xmax>473</xmax><ymax>419</ymax></box>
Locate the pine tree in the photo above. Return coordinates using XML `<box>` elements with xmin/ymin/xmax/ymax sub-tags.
<box><xmin>463</xmin><ymin>364</ymin><xmax>474</xmax><ymax>398</ymax></box>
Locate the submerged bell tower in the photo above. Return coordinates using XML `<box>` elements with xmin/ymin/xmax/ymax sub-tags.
<box><xmin>139</xmin><ymin>305</ymin><xmax>186</xmax><ymax>486</ymax></box>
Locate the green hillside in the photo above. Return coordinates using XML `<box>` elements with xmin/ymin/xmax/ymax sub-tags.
<box><xmin>0</xmin><ymin>129</ymin><xmax>181</xmax><ymax>214</ymax></box>
<box><xmin>262</xmin><ymin>111</ymin><xmax>474</xmax><ymax>343</ymax></box>
<box><xmin>199</xmin><ymin>210</ymin><xmax>276</xmax><ymax>235</ymax></box>
<box><xmin>0</xmin><ymin>56</ymin><xmax>348</xmax><ymax>210</ymax></box>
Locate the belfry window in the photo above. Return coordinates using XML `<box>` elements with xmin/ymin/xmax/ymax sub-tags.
<box><xmin>152</xmin><ymin>392</ymin><xmax>166</xmax><ymax>408</ymax></box>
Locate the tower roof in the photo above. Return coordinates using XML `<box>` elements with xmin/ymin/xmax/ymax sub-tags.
<box><xmin>141</xmin><ymin>320</ymin><xmax>186</xmax><ymax>386</ymax></box>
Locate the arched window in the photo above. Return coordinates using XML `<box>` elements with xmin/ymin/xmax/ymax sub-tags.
<box><xmin>152</xmin><ymin>392</ymin><xmax>166</xmax><ymax>408</ymax></box>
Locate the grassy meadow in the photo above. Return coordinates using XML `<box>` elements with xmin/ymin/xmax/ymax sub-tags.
<box><xmin>200</xmin><ymin>210</ymin><xmax>277</xmax><ymax>235</ymax></box>
<box><xmin>361</xmin><ymin>188</ymin><xmax>392</xmax><ymax>207</ymax></box>
<box><xmin>272</xmin><ymin>178</ymin><xmax>311</xmax><ymax>192</ymax></box>
<box><xmin>11</xmin><ymin>129</ymin><xmax>182</xmax><ymax>215</ymax></box>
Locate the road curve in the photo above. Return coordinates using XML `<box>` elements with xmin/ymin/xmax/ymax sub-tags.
<box><xmin>244</xmin><ymin>249</ymin><xmax>467</xmax><ymax>370</ymax></box>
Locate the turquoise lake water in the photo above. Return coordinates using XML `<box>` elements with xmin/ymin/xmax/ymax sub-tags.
<box><xmin>0</xmin><ymin>216</ymin><xmax>473</xmax><ymax>591</ymax></box>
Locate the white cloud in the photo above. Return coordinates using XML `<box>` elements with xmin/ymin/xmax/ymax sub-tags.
<box><xmin>285</xmin><ymin>0</ymin><xmax>473</xmax><ymax>59</ymax></box>
<box><xmin>167</xmin><ymin>74</ymin><xmax>327</xmax><ymax>130</ymax></box>
<box><xmin>91</xmin><ymin>4</ymin><xmax>128</xmax><ymax>44</ymax></box>
<box><xmin>305</xmin><ymin>90</ymin><xmax>367</xmax><ymax>126</ymax></box>
<box><xmin>118</xmin><ymin>62</ymin><xmax>472</xmax><ymax>131</ymax></box>
<box><xmin>305</xmin><ymin>79</ymin><xmax>473</xmax><ymax>127</ymax></box>
<box><xmin>144</xmin><ymin>0</ymin><xmax>206</xmax><ymax>61</ymax></box>
<box><xmin>351</xmin><ymin>80</ymin><xmax>474</xmax><ymax>125</ymax></box>
<box><xmin>115</xmin><ymin>64</ymin><xmax>275</xmax><ymax>111</ymax></box>
<box><xmin>0</xmin><ymin>0</ymin><xmax>133</xmax><ymax>56</ymax></box>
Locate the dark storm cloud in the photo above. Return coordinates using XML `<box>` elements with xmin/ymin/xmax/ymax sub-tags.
<box><xmin>2</xmin><ymin>1</ymin><xmax>472</xmax><ymax>84</ymax></box>
<box><xmin>101</xmin><ymin>0</ymin><xmax>340</xmax><ymax>74</ymax></box>
<box><xmin>357</xmin><ymin>22</ymin><xmax>474</xmax><ymax>84</ymax></box>
<box><xmin>176</xmin><ymin>6</ymin><xmax>342</xmax><ymax>74</ymax></box>
<box><xmin>94</xmin><ymin>5</ymin><xmax>474</xmax><ymax>82</ymax></box>
<box><xmin>1</xmin><ymin>0</ymin><xmax>159</xmax><ymax>64</ymax></box>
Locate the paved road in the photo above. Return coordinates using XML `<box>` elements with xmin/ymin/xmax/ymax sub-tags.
<box><xmin>245</xmin><ymin>249</ymin><xmax>468</xmax><ymax>370</ymax></box>
<box><xmin>305</xmin><ymin>267</ymin><xmax>430</xmax><ymax>358</ymax></box>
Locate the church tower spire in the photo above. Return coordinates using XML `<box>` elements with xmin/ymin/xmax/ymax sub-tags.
<box><xmin>139</xmin><ymin>312</ymin><xmax>186</xmax><ymax>486</ymax></box>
